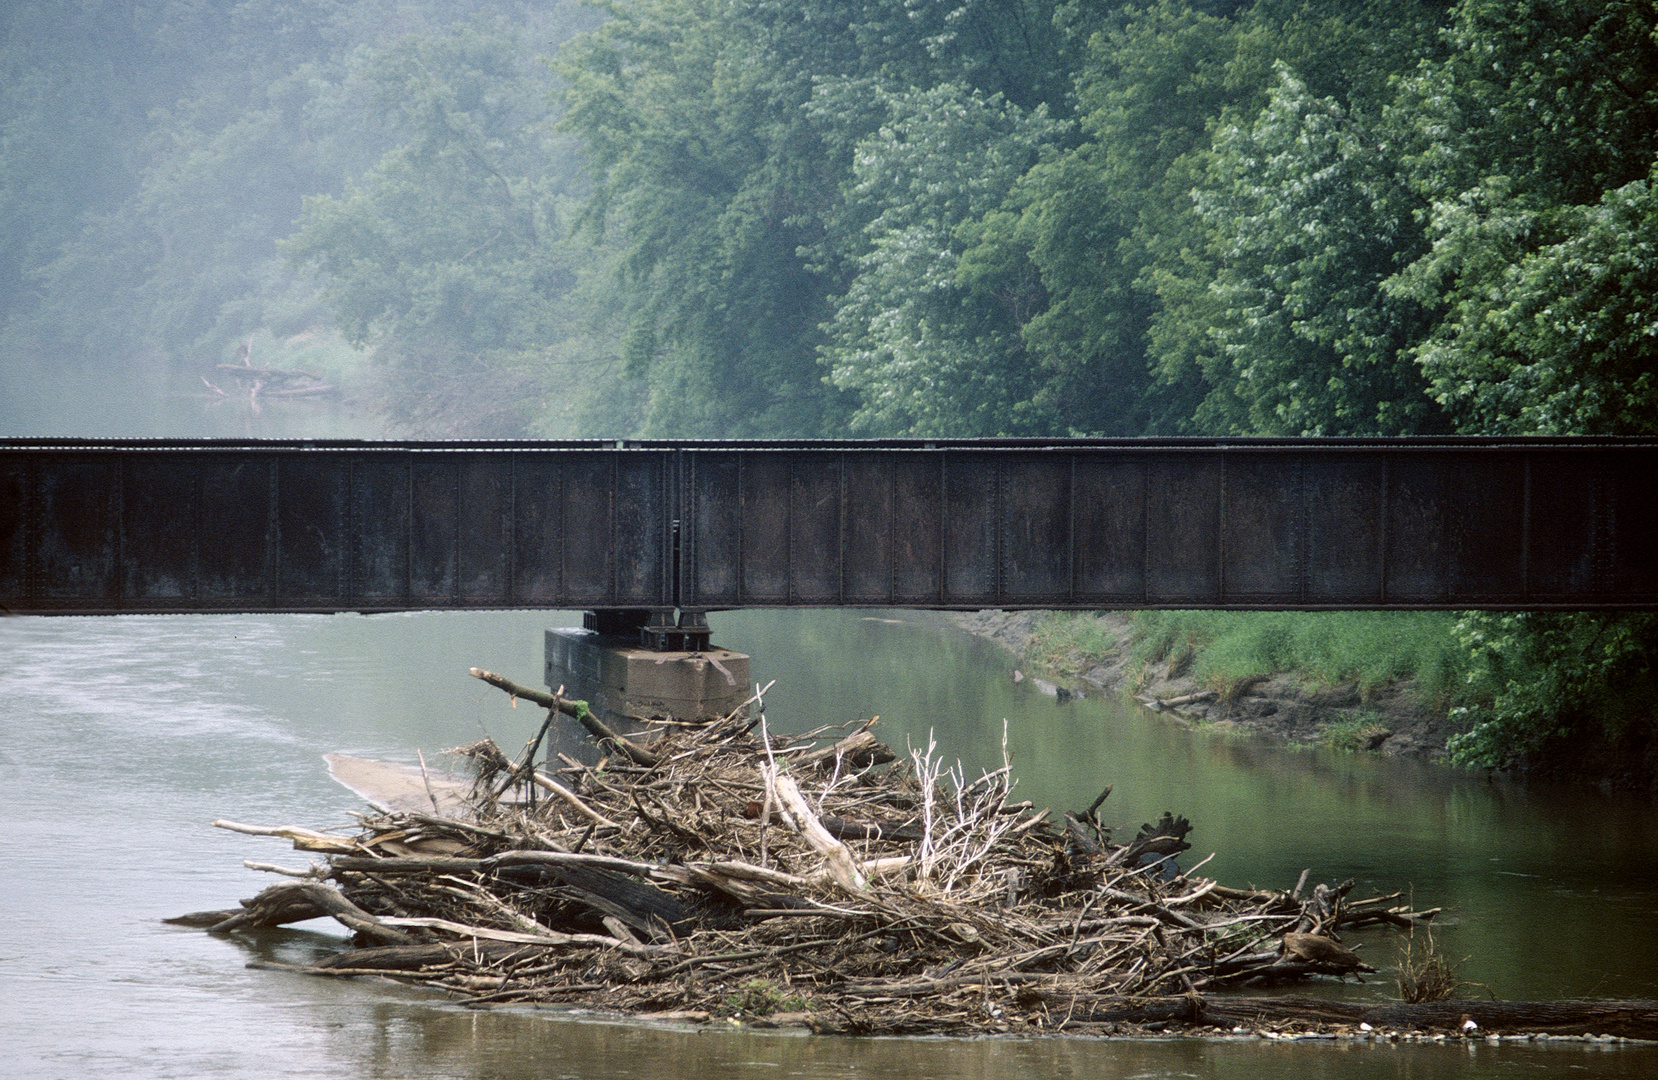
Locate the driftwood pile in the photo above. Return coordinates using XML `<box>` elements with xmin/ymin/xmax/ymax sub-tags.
<box><xmin>172</xmin><ymin>670</ymin><xmax>1658</xmax><ymax>1039</ymax></box>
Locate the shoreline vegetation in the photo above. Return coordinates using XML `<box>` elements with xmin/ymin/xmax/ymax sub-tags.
<box><xmin>952</xmin><ymin>610</ymin><xmax>1658</xmax><ymax>794</ymax></box>
<box><xmin>172</xmin><ymin>667</ymin><xmax>1658</xmax><ymax>1041</ymax></box>
<box><xmin>955</xmin><ymin>610</ymin><xmax>1461</xmax><ymax>761</ymax></box>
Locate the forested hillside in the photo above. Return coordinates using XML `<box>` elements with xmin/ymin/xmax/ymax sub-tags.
<box><xmin>555</xmin><ymin>0</ymin><xmax>1658</xmax><ymax>441</ymax></box>
<box><xmin>1</xmin><ymin>0</ymin><xmax>622</xmax><ymax>436</ymax></box>
<box><xmin>5</xmin><ymin>0</ymin><xmax>1655</xmax><ymax>779</ymax></box>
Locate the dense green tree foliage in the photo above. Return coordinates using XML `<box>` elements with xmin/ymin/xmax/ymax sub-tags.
<box><xmin>286</xmin><ymin>17</ymin><xmax>632</xmax><ymax>435</ymax></box>
<box><xmin>1007</xmin><ymin>0</ymin><xmax>1239</xmax><ymax>435</ymax></box>
<box><xmin>1388</xmin><ymin>0</ymin><xmax>1658</xmax><ymax>438</ymax></box>
<box><xmin>5</xmin><ymin>0</ymin><xmax>375</xmax><ymax>359</ymax></box>
<box><xmin>554</xmin><ymin>0</ymin><xmax>1075</xmax><ymax>435</ymax></box>
<box><xmin>1447</xmin><ymin>613</ymin><xmax>1658</xmax><ymax>773</ymax></box>
<box><xmin>822</xmin><ymin>84</ymin><xmax>1066</xmax><ymax>435</ymax></box>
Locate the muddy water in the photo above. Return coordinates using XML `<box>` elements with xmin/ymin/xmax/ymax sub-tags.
<box><xmin>2</xmin><ymin>607</ymin><xmax>1656</xmax><ymax>1080</ymax></box>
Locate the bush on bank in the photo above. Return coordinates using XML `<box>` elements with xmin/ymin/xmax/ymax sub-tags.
<box><xmin>1446</xmin><ymin>612</ymin><xmax>1658</xmax><ymax>772</ymax></box>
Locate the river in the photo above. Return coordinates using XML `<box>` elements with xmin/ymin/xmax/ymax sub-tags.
<box><xmin>3</xmin><ymin>606</ymin><xmax>1656</xmax><ymax>1079</ymax></box>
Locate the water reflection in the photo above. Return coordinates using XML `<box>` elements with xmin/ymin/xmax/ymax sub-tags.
<box><xmin>332</xmin><ymin>1007</ymin><xmax>1658</xmax><ymax>1080</ymax></box>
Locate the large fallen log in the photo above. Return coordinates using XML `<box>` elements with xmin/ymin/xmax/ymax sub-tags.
<box><xmin>216</xmin><ymin>363</ymin><xmax>323</xmax><ymax>381</ymax></box>
<box><xmin>170</xmin><ymin>881</ymin><xmax>413</xmax><ymax>945</ymax></box>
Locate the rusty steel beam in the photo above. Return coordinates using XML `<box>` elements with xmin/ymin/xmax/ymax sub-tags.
<box><xmin>3</xmin><ymin>438</ymin><xmax>1655</xmax><ymax>616</ymax></box>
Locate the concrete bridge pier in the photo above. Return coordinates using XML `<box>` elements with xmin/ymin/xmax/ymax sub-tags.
<box><xmin>543</xmin><ymin>609</ymin><xmax>751</xmax><ymax>762</ymax></box>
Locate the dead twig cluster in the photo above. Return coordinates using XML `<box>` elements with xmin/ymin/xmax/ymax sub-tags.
<box><xmin>1396</xmin><ymin>925</ymin><xmax>1475</xmax><ymax>1004</ymax></box>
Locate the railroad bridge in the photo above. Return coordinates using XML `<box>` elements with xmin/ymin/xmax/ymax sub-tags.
<box><xmin>5</xmin><ymin>436</ymin><xmax>1654</xmax><ymax>623</ymax></box>
<box><xmin>9</xmin><ymin>437</ymin><xmax>1653</xmax><ymax>722</ymax></box>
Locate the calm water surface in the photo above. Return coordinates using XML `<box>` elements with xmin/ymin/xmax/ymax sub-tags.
<box><xmin>2</xmin><ymin>608</ymin><xmax>1656</xmax><ymax>1080</ymax></box>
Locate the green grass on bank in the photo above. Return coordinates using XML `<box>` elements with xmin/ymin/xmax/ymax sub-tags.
<box><xmin>1031</xmin><ymin>610</ymin><xmax>1469</xmax><ymax>710</ymax></box>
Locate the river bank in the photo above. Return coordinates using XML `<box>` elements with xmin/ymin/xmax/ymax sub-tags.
<box><xmin>953</xmin><ymin>611</ymin><xmax>1452</xmax><ymax>762</ymax></box>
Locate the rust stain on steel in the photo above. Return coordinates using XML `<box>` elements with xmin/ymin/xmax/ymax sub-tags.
<box><xmin>2</xmin><ymin>437</ymin><xmax>1655</xmax><ymax>615</ymax></box>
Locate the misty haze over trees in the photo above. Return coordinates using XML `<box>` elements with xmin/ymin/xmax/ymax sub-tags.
<box><xmin>2</xmin><ymin>0</ymin><xmax>618</xmax><ymax>437</ymax></box>
<box><xmin>4</xmin><ymin>0</ymin><xmax>1656</xmax><ymax>776</ymax></box>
